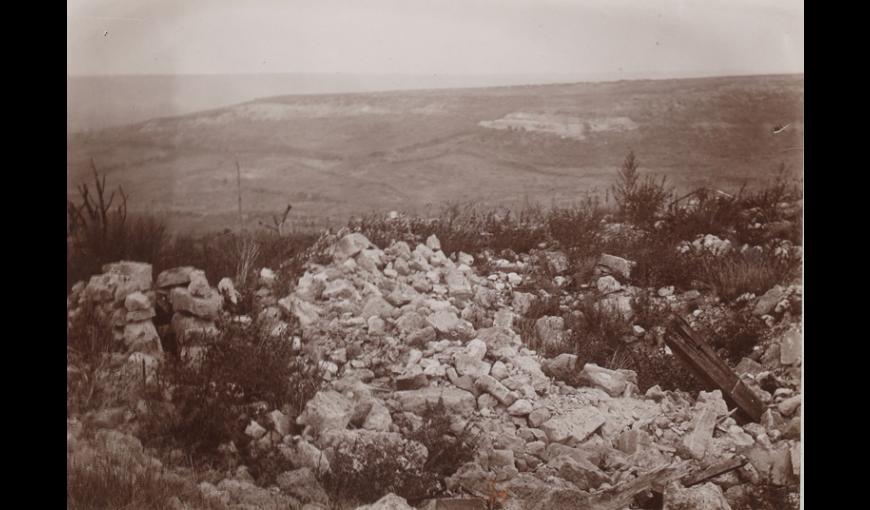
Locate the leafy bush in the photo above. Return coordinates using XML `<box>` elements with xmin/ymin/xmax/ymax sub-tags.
<box><xmin>141</xmin><ymin>317</ymin><xmax>321</xmax><ymax>457</ymax></box>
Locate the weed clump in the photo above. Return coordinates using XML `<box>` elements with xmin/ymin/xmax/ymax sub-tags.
<box><xmin>141</xmin><ymin>317</ymin><xmax>321</xmax><ymax>457</ymax></box>
<box><xmin>67</xmin><ymin>452</ymin><xmax>223</xmax><ymax>510</ymax></box>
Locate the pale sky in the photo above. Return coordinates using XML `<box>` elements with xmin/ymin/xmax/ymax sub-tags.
<box><xmin>67</xmin><ymin>0</ymin><xmax>803</xmax><ymax>78</ymax></box>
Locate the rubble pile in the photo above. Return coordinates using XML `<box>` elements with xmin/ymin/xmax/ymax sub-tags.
<box><xmin>67</xmin><ymin>229</ymin><xmax>802</xmax><ymax>510</ymax></box>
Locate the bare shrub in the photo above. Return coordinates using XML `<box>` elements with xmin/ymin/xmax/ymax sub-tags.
<box><xmin>67</xmin><ymin>162</ymin><xmax>169</xmax><ymax>289</ymax></box>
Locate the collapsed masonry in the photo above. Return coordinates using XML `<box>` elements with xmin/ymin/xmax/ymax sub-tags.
<box><xmin>67</xmin><ymin>231</ymin><xmax>802</xmax><ymax>510</ymax></box>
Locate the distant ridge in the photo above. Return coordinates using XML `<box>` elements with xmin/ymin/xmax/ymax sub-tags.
<box><xmin>67</xmin><ymin>72</ymin><xmax>803</xmax><ymax>133</ymax></box>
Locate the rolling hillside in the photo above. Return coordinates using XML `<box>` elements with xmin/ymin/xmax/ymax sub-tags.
<box><xmin>67</xmin><ymin>74</ymin><xmax>803</xmax><ymax>234</ymax></box>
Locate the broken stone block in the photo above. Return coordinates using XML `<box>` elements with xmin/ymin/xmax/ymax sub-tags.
<box><xmin>596</xmin><ymin>275</ymin><xmax>623</xmax><ymax>294</ymax></box>
<box><xmin>296</xmin><ymin>390</ymin><xmax>355</xmax><ymax>435</ymax></box>
<box><xmin>217</xmin><ymin>277</ymin><xmax>240</xmax><ymax>305</ymax></box>
<box><xmin>780</xmin><ymin>327</ymin><xmax>802</xmax><ymax>366</ymax></box>
<box><xmin>102</xmin><ymin>261</ymin><xmax>153</xmax><ymax>298</ymax></box>
<box><xmin>535</xmin><ymin>316</ymin><xmax>566</xmax><ymax>352</ymax></box>
<box><xmin>577</xmin><ymin>363</ymin><xmax>633</xmax><ymax>397</ymax></box>
<box><xmin>614</xmin><ymin>429</ymin><xmax>651</xmax><ymax>455</ymax></box>
<box><xmin>169</xmin><ymin>287</ymin><xmax>222</xmax><ymax>320</ymax></box>
<box><xmin>446</xmin><ymin>269</ymin><xmax>473</xmax><ymax>300</ymax></box>
<box><xmin>362</xmin><ymin>400</ymin><xmax>393</xmax><ymax>432</ymax></box>
<box><xmin>407</xmin><ymin>326</ymin><xmax>437</xmax><ymax>347</ymax></box>
<box><xmin>124</xmin><ymin>291</ymin><xmax>151</xmax><ymax>312</ymax></box>
<box><xmin>396</xmin><ymin>373</ymin><xmax>429</xmax><ymax>391</ymax></box>
<box><xmin>188</xmin><ymin>270</ymin><xmax>212</xmax><ymax>297</ymax></box>
<box><xmin>528</xmin><ymin>408</ymin><xmax>551</xmax><ymax>428</ymax></box>
<box><xmin>735</xmin><ymin>357</ymin><xmax>764</xmax><ymax>376</ymax></box>
<box><xmin>355</xmin><ymin>493</ymin><xmax>415</xmax><ymax>510</ymax></box>
<box><xmin>123</xmin><ymin>321</ymin><xmax>161</xmax><ymax>353</ymax></box>
<box><xmin>275</xmin><ymin>467</ymin><xmax>329</xmax><ymax>505</ymax></box>
<box><xmin>548</xmin><ymin>454</ymin><xmax>610</xmax><ymax>490</ymax></box>
<box><xmin>428</xmin><ymin>310</ymin><xmax>462</xmax><ymax>334</ymax></box>
<box><xmin>475</xmin><ymin>375</ymin><xmax>516</xmax><ymax>406</ymax></box>
<box><xmin>662</xmin><ymin>481</ymin><xmax>732</xmax><ymax>510</ymax></box>
<box><xmin>393</xmin><ymin>387</ymin><xmax>477</xmax><ymax>417</ymax></box>
<box><xmin>512</xmin><ymin>292</ymin><xmax>535</xmax><ymax>315</ymax></box>
<box><xmin>266</xmin><ymin>410</ymin><xmax>292</xmax><ymax>437</ymax></box>
<box><xmin>595</xmin><ymin>254</ymin><xmax>636</xmax><ymax>280</ymax></box>
<box><xmin>680</xmin><ymin>407</ymin><xmax>717</xmax><ymax>460</ymax></box>
<box><xmin>475</xmin><ymin>327</ymin><xmax>520</xmax><ymax>355</ymax></box>
<box><xmin>171</xmin><ymin>313</ymin><xmax>219</xmax><ymax>343</ymax></box>
<box><xmin>753</xmin><ymin>285</ymin><xmax>787</xmax><ymax>316</ymax></box>
<box><xmin>777</xmin><ymin>395</ymin><xmax>801</xmax><ymax>417</ymax></box>
<box><xmin>156</xmin><ymin>266</ymin><xmax>196</xmax><ymax>289</ymax></box>
<box><xmin>746</xmin><ymin>442</ymin><xmax>793</xmax><ymax>486</ymax></box>
<box><xmin>507</xmin><ymin>399</ymin><xmax>533</xmax><ymax>416</ymax></box>
<box><xmin>333</xmin><ymin>233</ymin><xmax>372</xmax><ymax>262</ymax></box>
<box><xmin>278</xmin><ymin>295</ymin><xmax>322</xmax><ymax>328</ymax></box>
<box><xmin>541</xmin><ymin>353</ymin><xmax>578</xmax><ymax>382</ymax></box>
<box><xmin>696</xmin><ymin>390</ymin><xmax>729</xmax><ymax>418</ymax></box>
<box><xmin>541</xmin><ymin>408</ymin><xmax>606</xmax><ymax>444</ymax></box>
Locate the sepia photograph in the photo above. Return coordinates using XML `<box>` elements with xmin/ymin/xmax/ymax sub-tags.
<box><xmin>67</xmin><ymin>1</ymin><xmax>803</xmax><ymax>509</ymax></box>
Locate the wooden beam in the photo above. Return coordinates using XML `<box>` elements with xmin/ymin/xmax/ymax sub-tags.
<box><xmin>575</xmin><ymin>457</ymin><xmax>748</xmax><ymax>510</ymax></box>
<box><xmin>681</xmin><ymin>455</ymin><xmax>748</xmax><ymax>487</ymax></box>
<box><xmin>664</xmin><ymin>315</ymin><xmax>765</xmax><ymax>423</ymax></box>
<box><xmin>580</xmin><ymin>462</ymin><xmax>694</xmax><ymax>510</ymax></box>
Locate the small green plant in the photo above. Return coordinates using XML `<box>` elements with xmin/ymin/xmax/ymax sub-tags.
<box><xmin>612</xmin><ymin>151</ymin><xmax>673</xmax><ymax>227</ymax></box>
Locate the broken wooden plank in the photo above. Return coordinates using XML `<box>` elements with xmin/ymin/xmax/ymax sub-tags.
<box><xmin>681</xmin><ymin>455</ymin><xmax>748</xmax><ymax>487</ymax></box>
<box><xmin>551</xmin><ymin>456</ymin><xmax>746</xmax><ymax>510</ymax></box>
<box><xmin>664</xmin><ymin>315</ymin><xmax>765</xmax><ymax>423</ymax></box>
<box><xmin>580</xmin><ymin>462</ymin><xmax>694</xmax><ymax>510</ymax></box>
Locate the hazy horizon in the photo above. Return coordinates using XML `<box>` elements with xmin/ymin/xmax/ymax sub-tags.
<box><xmin>69</xmin><ymin>1</ymin><xmax>802</xmax><ymax>76</ymax></box>
<box><xmin>69</xmin><ymin>1</ymin><xmax>802</xmax><ymax>132</ymax></box>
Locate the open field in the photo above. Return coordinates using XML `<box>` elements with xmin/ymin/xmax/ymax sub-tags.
<box><xmin>67</xmin><ymin>74</ymin><xmax>803</xmax><ymax>234</ymax></box>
